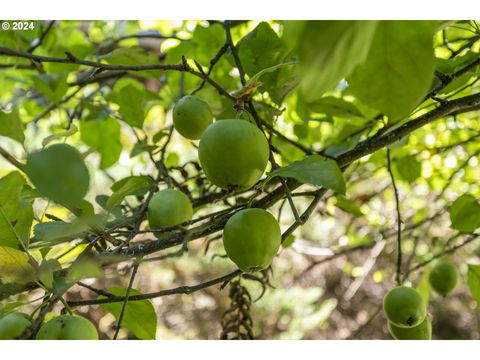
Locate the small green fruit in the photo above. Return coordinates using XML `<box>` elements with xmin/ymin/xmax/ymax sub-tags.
<box><xmin>0</xmin><ymin>313</ymin><xmax>31</xmax><ymax>340</ymax></box>
<box><xmin>36</xmin><ymin>315</ymin><xmax>98</xmax><ymax>340</ymax></box>
<box><xmin>199</xmin><ymin>119</ymin><xmax>270</xmax><ymax>190</ymax></box>
<box><xmin>147</xmin><ymin>189</ymin><xmax>193</xmax><ymax>229</ymax></box>
<box><xmin>24</xmin><ymin>143</ymin><xmax>90</xmax><ymax>207</ymax></box>
<box><xmin>173</xmin><ymin>95</ymin><xmax>213</xmax><ymax>140</ymax></box>
<box><xmin>388</xmin><ymin>316</ymin><xmax>432</xmax><ymax>340</ymax></box>
<box><xmin>223</xmin><ymin>208</ymin><xmax>281</xmax><ymax>272</ymax></box>
<box><xmin>383</xmin><ymin>286</ymin><xmax>426</xmax><ymax>328</ymax></box>
<box><xmin>429</xmin><ymin>260</ymin><xmax>458</xmax><ymax>296</ymax></box>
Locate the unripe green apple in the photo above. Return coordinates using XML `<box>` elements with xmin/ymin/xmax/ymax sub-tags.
<box><xmin>198</xmin><ymin>119</ymin><xmax>270</xmax><ymax>190</ymax></box>
<box><xmin>36</xmin><ymin>315</ymin><xmax>98</xmax><ymax>340</ymax></box>
<box><xmin>388</xmin><ymin>316</ymin><xmax>432</xmax><ymax>340</ymax></box>
<box><xmin>0</xmin><ymin>313</ymin><xmax>31</xmax><ymax>340</ymax></box>
<box><xmin>383</xmin><ymin>286</ymin><xmax>426</xmax><ymax>328</ymax></box>
<box><xmin>223</xmin><ymin>208</ymin><xmax>281</xmax><ymax>272</ymax></box>
<box><xmin>173</xmin><ymin>95</ymin><xmax>213</xmax><ymax>140</ymax></box>
<box><xmin>147</xmin><ymin>189</ymin><xmax>193</xmax><ymax>229</ymax></box>
<box><xmin>24</xmin><ymin>143</ymin><xmax>90</xmax><ymax>207</ymax></box>
<box><xmin>429</xmin><ymin>260</ymin><xmax>458</xmax><ymax>296</ymax></box>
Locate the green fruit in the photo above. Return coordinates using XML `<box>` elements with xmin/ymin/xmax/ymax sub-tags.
<box><xmin>388</xmin><ymin>317</ymin><xmax>432</xmax><ymax>340</ymax></box>
<box><xmin>429</xmin><ymin>260</ymin><xmax>458</xmax><ymax>296</ymax></box>
<box><xmin>383</xmin><ymin>286</ymin><xmax>426</xmax><ymax>328</ymax></box>
<box><xmin>147</xmin><ymin>189</ymin><xmax>193</xmax><ymax>229</ymax></box>
<box><xmin>24</xmin><ymin>143</ymin><xmax>90</xmax><ymax>207</ymax></box>
<box><xmin>223</xmin><ymin>208</ymin><xmax>281</xmax><ymax>272</ymax></box>
<box><xmin>173</xmin><ymin>95</ymin><xmax>213</xmax><ymax>140</ymax></box>
<box><xmin>0</xmin><ymin>313</ymin><xmax>31</xmax><ymax>340</ymax></box>
<box><xmin>36</xmin><ymin>315</ymin><xmax>98</xmax><ymax>340</ymax></box>
<box><xmin>199</xmin><ymin>119</ymin><xmax>270</xmax><ymax>190</ymax></box>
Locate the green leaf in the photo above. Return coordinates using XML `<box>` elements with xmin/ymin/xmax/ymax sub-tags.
<box><xmin>33</xmin><ymin>221</ymin><xmax>89</xmax><ymax>245</ymax></box>
<box><xmin>0</xmin><ymin>246</ymin><xmax>36</xmax><ymax>284</ymax></box>
<box><xmin>305</xmin><ymin>96</ymin><xmax>363</xmax><ymax>119</ymax></box>
<box><xmin>293</xmin><ymin>20</ymin><xmax>378</xmax><ymax>102</ymax></box>
<box><xmin>24</xmin><ymin>143</ymin><xmax>90</xmax><ymax>208</ymax></box>
<box><xmin>38</xmin><ymin>259</ymin><xmax>62</xmax><ymax>289</ymax></box>
<box><xmin>107</xmin><ymin>176</ymin><xmax>153</xmax><ymax>209</ymax></box>
<box><xmin>80</xmin><ymin>117</ymin><xmax>122</xmax><ymax>168</ymax></box>
<box><xmin>282</xmin><ymin>235</ymin><xmax>296</xmax><ymax>248</ymax></box>
<box><xmin>0</xmin><ymin>172</ymin><xmax>33</xmax><ymax>249</ymax></box>
<box><xmin>467</xmin><ymin>264</ymin><xmax>480</xmax><ymax>305</ymax></box>
<box><xmin>66</xmin><ymin>256</ymin><xmax>103</xmax><ymax>284</ymax></box>
<box><xmin>99</xmin><ymin>287</ymin><xmax>157</xmax><ymax>340</ymax></box>
<box><xmin>105</xmin><ymin>46</ymin><xmax>159</xmax><ymax>66</ymax></box>
<box><xmin>335</xmin><ymin>195</ymin><xmax>364</xmax><ymax>216</ymax></box>
<box><xmin>449</xmin><ymin>194</ymin><xmax>480</xmax><ymax>233</ymax></box>
<box><xmin>31</xmin><ymin>73</ymin><xmax>69</xmax><ymax>104</ymax></box>
<box><xmin>266</xmin><ymin>155</ymin><xmax>346</xmax><ymax>194</ymax></box>
<box><xmin>395</xmin><ymin>155</ymin><xmax>422</xmax><ymax>182</ymax></box>
<box><xmin>417</xmin><ymin>269</ymin><xmax>432</xmax><ymax>306</ymax></box>
<box><xmin>0</xmin><ymin>108</ymin><xmax>24</xmax><ymax>144</ymax></box>
<box><xmin>236</xmin><ymin>22</ymin><xmax>285</xmax><ymax>79</ymax></box>
<box><xmin>111</xmin><ymin>84</ymin><xmax>146</xmax><ymax>128</ymax></box>
<box><xmin>348</xmin><ymin>21</ymin><xmax>437</xmax><ymax>121</ymax></box>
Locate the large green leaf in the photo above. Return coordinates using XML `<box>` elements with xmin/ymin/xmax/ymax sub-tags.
<box><xmin>266</xmin><ymin>155</ymin><xmax>346</xmax><ymax>194</ymax></box>
<box><xmin>449</xmin><ymin>194</ymin><xmax>480</xmax><ymax>233</ymax></box>
<box><xmin>111</xmin><ymin>84</ymin><xmax>146</xmax><ymax>128</ymax></box>
<box><xmin>348</xmin><ymin>21</ymin><xmax>437</xmax><ymax>121</ymax></box>
<box><xmin>467</xmin><ymin>264</ymin><xmax>480</xmax><ymax>305</ymax></box>
<box><xmin>99</xmin><ymin>287</ymin><xmax>157</xmax><ymax>340</ymax></box>
<box><xmin>0</xmin><ymin>246</ymin><xmax>36</xmax><ymax>284</ymax></box>
<box><xmin>293</xmin><ymin>20</ymin><xmax>378</xmax><ymax>102</ymax></box>
<box><xmin>0</xmin><ymin>108</ymin><xmax>24</xmax><ymax>144</ymax></box>
<box><xmin>80</xmin><ymin>117</ymin><xmax>122</xmax><ymax>169</ymax></box>
<box><xmin>0</xmin><ymin>172</ymin><xmax>33</xmax><ymax>249</ymax></box>
<box><xmin>24</xmin><ymin>143</ymin><xmax>90</xmax><ymax>208</ymax></box>
<box><xmin>236</xmin><ymin>22</ymin><xmax>285</xmax><ymax>79</ymax></box>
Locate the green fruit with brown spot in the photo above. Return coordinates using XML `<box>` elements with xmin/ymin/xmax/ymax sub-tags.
<box><xmin>173</xmin><ymin>95</ymin><xmax>212</xmax><ymax>140</ymax></box>
<box><xmin>199</xmin><ymin>119</ymin><xmax>269</xmax><ymax>190</ymax></box>
<box><xmin>383</xmin><ymin>286</ymin><xmax>426</xmax><ymax>328</ymax></box>
<box><xmin>223</xmin><ymin>208</ymin><xmax>281</xmax><ymax>273</ymax></box>
<box><xmin>36</xmin><ymin>315</ymin><xmax>98</xmax><ymax>340</ymax></box>
<box><xmin>388</xmin><ymin>316</ymin><xmax>432</xmax><ymax>340</ymax></box>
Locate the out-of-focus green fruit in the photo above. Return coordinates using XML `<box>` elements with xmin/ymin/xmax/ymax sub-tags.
<box><xmin>198</xmin><ymin>119</ymin><xmax>269</xmax><ymax>190</ymax></box>
<box><xmin>383</xmin><ymin>286</ymin><xmax>426</xmax><ymax>328</ymax></box>
<box><xmin>0</xmin><ymin>313</ymin><xmax>31</xmax><ymax>340</ymax></box>
<box><xmin>388</xmin><ymin>317</ymin><xmax>432</xmax><ymax>340</ymax></box>
<box><xmin>173</xmin><ymin>95</ymin><xmax>212</xmax><ymax>140</ymax></box>
<box><xmin>429</xmin><ymin>260</ymin><xmax>459</xmax><ymax>296</ymax></box>
<box><xmin>147</xmin><ymin>189</ymin><xmax>193</xmax><ymax>229</ymax></box>
<box><xmin>223</xmin><ymin>208</ymin><xmax>281</xmax><ymax>272</ymax></box>
<box><xmin>36</xmin><ymin>315</ymin><xmax>98</xmax><ymax>340</ymax></box>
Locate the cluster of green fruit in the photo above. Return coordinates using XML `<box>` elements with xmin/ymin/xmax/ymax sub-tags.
<box><xmin>383</xmin><ymin>260</ymin><xmax>458</xmax><ymax>340</ymax></box>
<box><xmin>0</xmin><ymin>313</ymin><xmax>98</xmax><ymax>340</ymax></box>
<box><xmin>146</xmin><ymin>95</ymin><xmax>282</xmax><ymax>273</ymax></box>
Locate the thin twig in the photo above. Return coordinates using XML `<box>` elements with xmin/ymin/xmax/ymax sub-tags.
<box><xmin>113</xmin><ymin>262</ymin><xmax>139</xmax><ymax>340</ymax></box>
<box><xmin>386</xmin><ymin>149</ymin><xmax>403</xmax><ymax>285</ymax></box>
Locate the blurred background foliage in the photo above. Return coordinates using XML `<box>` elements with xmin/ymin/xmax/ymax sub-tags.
<box><xmin>0</xmin><ymin>20</ymin><xmax>480</xmax><ymax>339</ymax></box>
